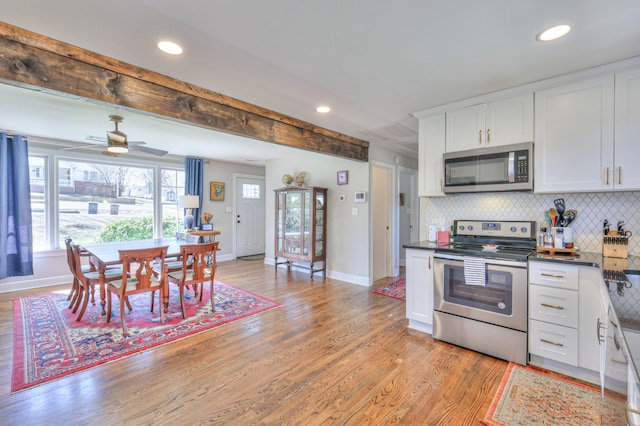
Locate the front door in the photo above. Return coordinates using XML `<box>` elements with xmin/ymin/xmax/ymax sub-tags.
<box><xmin>235</xmin><ymin>176</ymin><xmax>265</xmax><ymax>257</ymax></box>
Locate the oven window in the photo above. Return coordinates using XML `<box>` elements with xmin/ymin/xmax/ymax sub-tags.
<box><xmin>443</xmin><ymin>265</ymin><xmax>513</xmax><ymax>315</ymax></box>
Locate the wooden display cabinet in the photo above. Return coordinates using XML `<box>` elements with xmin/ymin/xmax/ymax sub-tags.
<box><xmin>274</xmin><ymin>186</ymin><xmax>327</xmax><ymax>279</ymax></box>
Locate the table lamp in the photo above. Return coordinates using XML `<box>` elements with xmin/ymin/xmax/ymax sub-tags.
<box><xmin>179</xmin><ymin>195</ymin><xmax>200</xmax><ymax>230</ymax></box>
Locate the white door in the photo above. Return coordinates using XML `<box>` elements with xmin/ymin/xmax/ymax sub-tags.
<box><xmin>235</xmin><ymin>176</ymin><xmax>265</xmax><ymax>257</ymax></box>
<box><xmin>372</xmin><ymin>165</ymin><xmax>392</xmax><ymax>280</ymax></box>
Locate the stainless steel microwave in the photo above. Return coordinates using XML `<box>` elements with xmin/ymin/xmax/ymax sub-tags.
<box><xmin>442</xmin><ymin>142</ymin><xmax>533</xmax><ymax>194</ymax></box>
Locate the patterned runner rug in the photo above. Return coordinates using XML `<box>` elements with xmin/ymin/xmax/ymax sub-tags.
<box><xmin>12</xmin><ymin>281</ymin><xmax>281</xmax><ymax>393</ymax></box>
<box><xmin>483</xmin><ymin>362</ymin><xmax>626</xmax><ymax>425</ymax></box>
<box><xmin>372</xmin><ymin>278</ymin><xmax>406</xmax><ymax>301</ymax></box>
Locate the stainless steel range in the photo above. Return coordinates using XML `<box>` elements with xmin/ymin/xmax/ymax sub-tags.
<box><xmin>433</xmin><ymin>219</ymin><xmax>536</xmax><ymax>365</ymax></box>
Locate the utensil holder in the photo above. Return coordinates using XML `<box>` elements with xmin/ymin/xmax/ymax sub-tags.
<box><xmin>602</xmin><ymin>234</ymin><xmax>629</xmax><ymax>259</ymax></box>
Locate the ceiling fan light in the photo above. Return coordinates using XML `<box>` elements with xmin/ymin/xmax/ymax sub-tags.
<box><xmin>107</xmin><ymin>143</ymin><xmax>128</xmax><ymax>154</ymax></box>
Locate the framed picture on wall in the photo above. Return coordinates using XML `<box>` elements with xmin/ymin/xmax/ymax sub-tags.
<box><xmin>210</xmin><ymin>181</ymin><xmax>225</xmax><ymax>201</ymax></box>
<box><xmin>337</xmin><ymin>170</ymin><xmax>348</xmax><ymax>185</ymax></box>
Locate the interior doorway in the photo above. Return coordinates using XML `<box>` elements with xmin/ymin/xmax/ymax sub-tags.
<box><xmin>234</xmin><ymin>175</ymin><xmax>266</xmax><ymax>257</ymax></box>
<box><xmin>399</xmin><ymin>168</ymin><xmax>418</xmax><ymax>266</ymax></box>
<box><xmin>372</xmin><ymin>164</ymin><xmax>393</xmax><ymax>281</ymax></box>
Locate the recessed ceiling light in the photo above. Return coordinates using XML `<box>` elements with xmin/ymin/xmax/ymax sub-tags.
<box><xmin>536</xmin><ymin>24</ymin><xmax>571</xmax><ymax>42</ymax></box>
<box><xmin>315</xmin><ymin>106</ymin><xmax>331</xmax><ymax>113</ymax></box>
<box><xmin>157</xmin><ymin>41</ymin><xmax>183</xmax><ymax>55</ymax></box>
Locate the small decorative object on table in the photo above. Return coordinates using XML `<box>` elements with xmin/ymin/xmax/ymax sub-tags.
<box><xmin>295</xmin><ymin>171</ymin><xmax>307</xmax><ymax>186</ymax></box>
<box><xmin>282</xmin><ymin>174</ymin><xmax>294</xmax><ymax>186</ymax></box>
<box><xmin>201</xmin><ymin>211</ymin><xmax>213</xmax><ymax>231</ymax></box>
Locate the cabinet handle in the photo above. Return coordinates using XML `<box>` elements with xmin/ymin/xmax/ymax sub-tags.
<box><xmin>617</xmin><ymin>166</ymin><xmax>622</xmax><ymax>185</ymax></box>
<box><xmin>479</xmin><ymin>130</ymin><xmax>482</xmax><ymax>144</ymax></box>
<box><xmin>540</xmin><ymin>273</ymin><xmax>564</xmax><ymax>279</ymax></box>
<box><xmin>626</xmin><ymin>402</ymin><xmax>640</xmax><ymax>425</ymax></box>
<box><xmin>428</xmin><ymin>256</ymin><xmax>431</xmax><ymax>270</ymax></box>
<box><xmin>487</xmin><ymin>128</ymin><xmax>491</xmax><ymax>144</ymax></box>
<box><xmin>606</xmin><ymin>167</ymin><xmax>610</xmax><ymax>185</ymax></box>
<box><xmin>541</xmin><ymin>303</ymin><xmax>564</xmax><ymax>310</ymax></box>
<box><xmin>596</xmin><ymin>318</ymin><xmax>606</xmax><ymax>344</ymax></box>
<box><xmin>540</xmin><ymin>338</ymin><xmax>563</xmax><ymax>347</ymax></box>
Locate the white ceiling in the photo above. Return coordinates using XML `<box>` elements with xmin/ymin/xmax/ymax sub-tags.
<box><xmin>1</xmin><ymin>0</ymin><xmax>640</xmax><ymax>163</ymax></box>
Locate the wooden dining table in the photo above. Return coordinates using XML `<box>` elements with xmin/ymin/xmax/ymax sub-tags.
<box><xmin>81</xmin><ymin>238</ymin><xmax>189</xmax><ymax>315</ymax></box>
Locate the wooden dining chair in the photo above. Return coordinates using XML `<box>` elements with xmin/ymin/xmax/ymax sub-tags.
<box><xmin>166</xmin><ymin>242</ymin><xmax>218</xmax><ymax>319</ymax></box>
<box><xmin>68</xmin><ymin>242</ymin><xmax>125</xmax><ymax>321</ymax></box>
<box><xmin>107</xmin><ymin>246</ymin><xmax>168</xmax><ymax>336</ymax></box>
<box><xmin>65</xmin><ymin>238</ymin><xmax>123</xmax><ymax>309</ymax></box>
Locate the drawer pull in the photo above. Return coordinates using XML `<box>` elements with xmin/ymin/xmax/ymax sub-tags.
<box><xmin>540</xmin><ymin>273</ymin><xmax>564</xmax><ymax>279</ymax></box>
<box><xmin>626</xmin><ymin>402</ymin><xmax>640</xmax><ymax>424</ymax></box>
<box><xmin>541</xmin><ymin>303</ymin><xmax>564</xmax><ymax>310</ymax></box>
<box><xmin>540</xmin><ymin>338</ymin><xmax>564</xmax><ymax>347</ymax></box>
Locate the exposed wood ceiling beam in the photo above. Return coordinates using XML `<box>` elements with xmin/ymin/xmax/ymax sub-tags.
<box><xmin>0</xmin><ymin>22</ymin><xmax>369</xmax><ymax>162</ymax></box>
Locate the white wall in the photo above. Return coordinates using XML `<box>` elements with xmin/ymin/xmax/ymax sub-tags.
<box><xmin>265</xmin><ymin>151</ymin><xmax>371</xmax><ymax>285</ymax></box>
<box><xmin>202</xmin><ymin>160</ymin><xmax>265</xmax><ymax>259</ymax></box>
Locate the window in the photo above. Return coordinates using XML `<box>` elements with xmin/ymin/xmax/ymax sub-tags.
<box><xmin>28</xmin><ymin>147</ymin><xmax>185</xmax><ymax>251</ymax></box>
<box><xmin>28</xmin><ymin>156</ymin><xmax>48</xmax><ymax>251</ymax></box>
<box><xmin>160</xmin><ymin>168</ymin><xmax>186</xmax><ymax>237</ymax></box>
<box><xmin>242</xmin><ymin>183</ymin><xmax>261</xmax><ymax>199</ymax></box>
<box><xmin>57</xmin><ymin>159</ymin><xmax>155</xmax><ymax>246</ymax></box>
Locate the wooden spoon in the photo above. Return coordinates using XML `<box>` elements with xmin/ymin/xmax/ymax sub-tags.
<box><xmin>549</xmin><ymin>208</ymin><xmax>558</xmax><ymax>227</ymax></box>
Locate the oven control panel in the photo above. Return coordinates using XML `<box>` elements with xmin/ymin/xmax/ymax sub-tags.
<box><xmin>455</xmin><ymin>220</ymin><xmax>535</xmax><ymax>239</ymax></box>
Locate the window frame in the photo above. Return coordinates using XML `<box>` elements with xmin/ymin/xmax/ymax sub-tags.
<box><xmin>29</xmin><ymin>143</ymin><xmax>184</xmax><ymax>251</ymax></box>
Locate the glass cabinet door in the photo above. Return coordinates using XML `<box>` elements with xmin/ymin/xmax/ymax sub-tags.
<box><xmin>315</xmin><ymin>191</ymin><xmax>324</xmax><ymax>258</ymax></box>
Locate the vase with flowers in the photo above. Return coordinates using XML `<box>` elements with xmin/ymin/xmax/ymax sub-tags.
<box><xmin>201</xmin><ymin>212</ymin><xmax>214</xmax><ymax>230</ymax></box>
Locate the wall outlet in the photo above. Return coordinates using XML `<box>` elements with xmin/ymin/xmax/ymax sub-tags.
<box><xmin>428</xmin><ymin>224</ymin><xmax>437</xmax><ymax>242</ymax></box>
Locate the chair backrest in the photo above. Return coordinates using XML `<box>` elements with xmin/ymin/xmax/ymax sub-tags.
<box><xmin>179</xmin><ymin>242</ymin><xmax>218</xmax><ymax>280</ymax></box>
<box><xmin>64</xmin><ymin>238</ymin><xmax>74</xmax><ymax>272</ymax></box>
<box><xmin>119</xmin><ymin>246</ymin><xmax>168</xmax><ymax>290</ymax></box>
<box><xmin>68</xmin><ymin>242</ymin><xmax>90</xmax><ymax>287</ymax></box>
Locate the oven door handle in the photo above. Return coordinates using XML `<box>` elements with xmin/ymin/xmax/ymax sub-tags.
<box><xmin>433</xmin><ymin>253</ymin><xmax>528</xmax><ymax>269</ymax></box>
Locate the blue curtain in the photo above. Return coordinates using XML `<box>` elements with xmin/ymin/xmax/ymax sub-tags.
<box><xmin>185</xmin><ymin>157</ymin><xmax>204</xmax><ymax>228</ymax></box>
<box><xmin>0</xmin><ymin>134</ymin><xmax>33</xmax><ymax>279</ymax></box>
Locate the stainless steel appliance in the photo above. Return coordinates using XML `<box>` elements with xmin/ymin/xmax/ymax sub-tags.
<box><xmin>443</xmin><ymin>142</ymin><xmax>533</xmax><ymax>193</ymax></box>
<box><xmin>433</xmin><ymin>219</ymin><xmax>536</xmax><ymax>365</ymax></box>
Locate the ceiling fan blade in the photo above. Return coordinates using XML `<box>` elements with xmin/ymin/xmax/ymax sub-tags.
<box><xmin>58</xmin><ymin>141</ymin><xmax>106</xmax><ymax>151</ymax></box>
<box><xmin>129</xmin><ymin>144</ymin><xmax>168</xmax><ymax>156</ymax></box>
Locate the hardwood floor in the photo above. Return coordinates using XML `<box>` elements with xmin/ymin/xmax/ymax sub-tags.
<box><xmin>0</xmin><ymin>260</ymin><xmax>507</xmax><ymax>425</ymax></box>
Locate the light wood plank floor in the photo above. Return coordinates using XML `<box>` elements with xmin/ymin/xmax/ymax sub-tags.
<box><xmin>0</xmin><ymin>260</ymin><xmax>507</xmax><ymax>425</ymax></box>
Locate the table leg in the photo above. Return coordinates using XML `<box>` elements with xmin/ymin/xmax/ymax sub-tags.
<box><xmin>163</xmin><ymin>274</ymin><xmax>169</xmax><ymax>314</ymax></box>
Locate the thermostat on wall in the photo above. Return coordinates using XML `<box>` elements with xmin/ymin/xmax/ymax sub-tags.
<box><xmin>354</xmin><ymin>191</ymin><xmax>367</xmax><ymax>203</ymax></box>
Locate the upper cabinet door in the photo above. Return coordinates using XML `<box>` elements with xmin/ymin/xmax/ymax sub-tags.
<box><xmin>534</xmin><ymin>75</ymin><xmax>615</xmax><ymax>193</ymax></box>
<box><xmin>485</xmin><ymin>93</ymin><xmax>534</xmax><ymax>147</ymax></box>
<box><xmin>418</xmin><ymin>114</ymin><xmax>446</xmax><ymax>197</ymax></box>
<box><xmin>445</xmin><ymin>94</ymin><xmax>533</xmax><ymax>153</ymax></box>
<box><xmin>446</xmin><ymin>104</ymin><xmax>486</xmax><ymax>152</ymax></box>
<box><xmin>614</xmin><ymin>68</ymin><xmax>640</xmax><ymax>190</ymax></box>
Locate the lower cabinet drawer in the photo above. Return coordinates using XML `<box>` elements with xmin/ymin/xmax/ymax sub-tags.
<box><xmin>529</xmin><ymin>284</ymin><xmax>578</xmax><ymax>328</ymax></box>
<box><xmin>529</xmin><ymin>319</ymin><xmax>578</xmax><ymax>366</ymax></box>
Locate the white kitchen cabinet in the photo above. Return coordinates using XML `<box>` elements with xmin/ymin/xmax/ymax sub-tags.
<box><xmin>534</xmin><ymin>75</ymin><xmax>615</xmax><ymax>193</ymax></box>
<box><xmin>405</xmin><ymin>248</ymin><xmax>434</xmax><ymax>334</ymax></box>
<box><xmin>614</xmin><ymin>68</ymin><xmax>640</xmax><ymax>190</ymax></box>
<box><xmin>528</xmin><ymin>262</ymin><xmax>602</xmax><ymax>375</ymax></box>
<box><xmin>628</xmin><ymin>365</ymin><xmax>640</xmax><ymax>426</ymax></box>
<box><xmin>418</xmin><ymin>115</ymin><xmax>446</xmax><ymax>197</ymax></box>
<box><xmin>445</xmin><ymin>94</ymin><xmax>533</xmax><ymax>152</ymax></box>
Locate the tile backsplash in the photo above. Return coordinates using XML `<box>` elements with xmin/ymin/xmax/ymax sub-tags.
<box><xmin>420</xmin><ymin>191</ymin><xmax>640</xmax><ymax>256</ymax></box>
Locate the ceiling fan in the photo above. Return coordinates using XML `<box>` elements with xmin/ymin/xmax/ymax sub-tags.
<box><xmin>59</xmin><ymin>115</ymin><xmax>169</xmax><ymax>157</ymax></box>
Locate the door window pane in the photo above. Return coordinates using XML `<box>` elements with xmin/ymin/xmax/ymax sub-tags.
<box><xmin>242</xmin><ymin>183</ymin><xmax>260</xmax><ymax>199</ymax></box>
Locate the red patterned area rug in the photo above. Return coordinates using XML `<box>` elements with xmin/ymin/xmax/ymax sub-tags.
<box><xmin>12</xmin><ymin>281</ymin><xmax>281</xmax><ymax>393</ymax></box>
<box><xmin>372</xmin><ymin>278</ymin><xmax>406</xmax><ymax>301</ymax></box>
<box><xmin>483</xmin><ymin>362</ymin><xmax>626</xmax><ymax>425</ymax></box>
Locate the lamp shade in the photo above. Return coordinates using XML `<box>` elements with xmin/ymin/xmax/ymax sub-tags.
<box><xmin>179</xmin><ymin>195</ymin><xmax>200</xmax><ymax>209</ymax></box>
